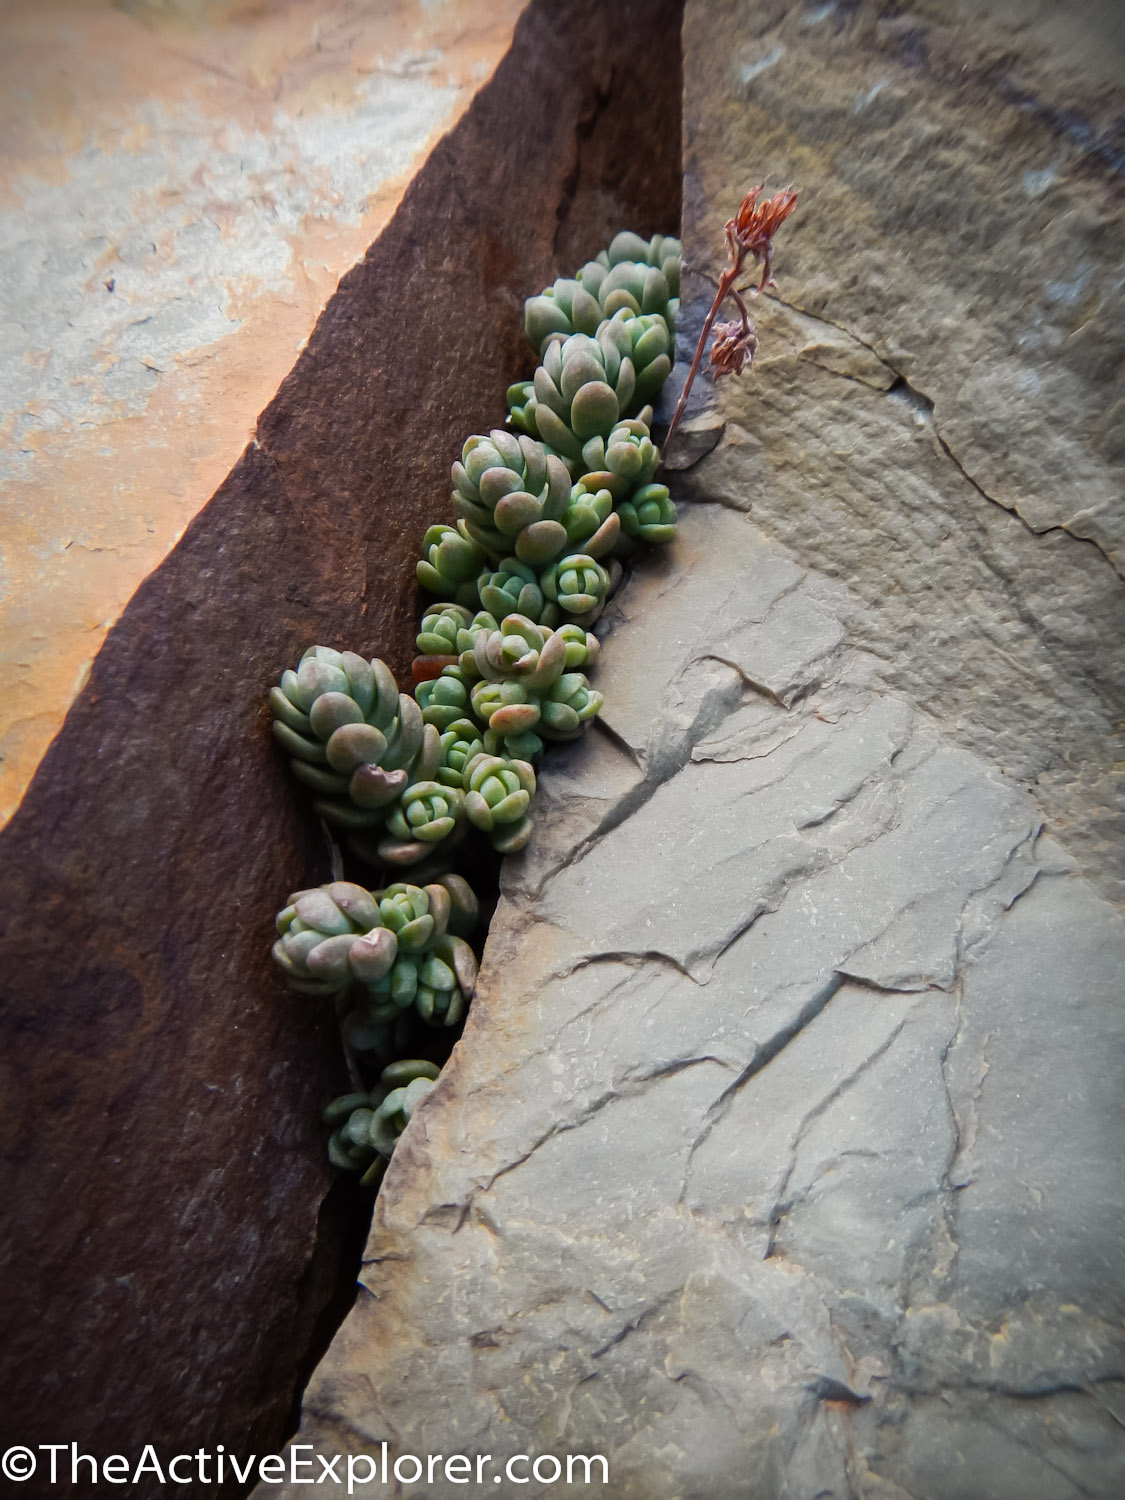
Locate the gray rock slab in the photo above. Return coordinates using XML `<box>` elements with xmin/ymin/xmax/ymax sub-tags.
<box><xmin>677</xmin><ymin>0</ymin><xmax>1125</xmax><ymax>903</ymax></box>
<box><xmin>267</xmin><ymin>2</ymin><xmax>1125</xmax><ymax>1494</ymax></box>
<box><xmin>268</xmin><ymin>493</ymin><xmax>1124</xmax><ymax>1496</ymax></box>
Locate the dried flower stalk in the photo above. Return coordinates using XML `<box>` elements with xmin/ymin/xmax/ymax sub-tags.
<box><xmin>664</xmin><ymin>185</ymin><xmax>798</xmax><ymax>450</ymax></box>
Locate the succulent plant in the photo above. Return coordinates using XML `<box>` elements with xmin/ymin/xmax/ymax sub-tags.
<box><xmin>417</xmin><ymin>521</ymin><xmax>487</xmax><ymax>608</ymax></box>
<box><xmin>451</xmin><ymin>430</ymin><xmax>572</xmax><ymax>566</ymax></box>
<box><xmin>414</xmin><ymin>665</ymin><xmax>475</xmax><ymax>731</ymax></box>
<box><xmin>466</xmin><ymin>614</ymin><xmax>602</xmax><ymax>758</ymax></box>
<box><xmin>555</xmin><ymin>621</ymin><xmax>600</xmax><ymax>671</ymax></box>
<box><xmin>523</xmin><ymin>232</ymin><xmax>681</xmax><ymax>353</ymax></box>
<box><xmin>470</xmin><ymin>613</ymin><xmax>568</xmax><ymax>691</ymax></box>
<box><xmin>378</xmin><ymin>780</ymin><xmax>466</xmax><ymax>867</ymax></box>
<box><xmin>324</xmin><ymin>1058</ymin><xmax>442</xmax><ymax>1181</ymax></box>
<box><xmin>468</xmin><ymin>681</ymin><xmax>540</xmax><ymax>761</ymax></box>
<box><xmin>619</xmin><ymin>481</ymin><xmax>678</xmax><ymax>545</ymax></box>
<box><xmin>270</xmin><ymin>649</ymin><xmax>443</xmax><ymax>831</ymax></box>
<box><xmin>462</xmin><ymin>752</ymin><xmax>537</xmax><ymax>854</ymax></box>
<box><xmin>506</xmin><ymin>323</ymin><xmax>643</xmax><ymax>468</ymax></box>
<box><xmin>416</xmin><ymin>602</ymin><xmax>473</xmax><ymax>657</ymax></box>
<box><xmin>538</xmin><ymin>671</ymin><xmax>604</xmax><ymax>740</ymax></box>
<box><xmin>477</xmin><ymin>558</ymin><xmax>559</xmax><ymax>627</ymax></box>
<box><xmin>362</xmin><ymin>881</ymin><xmax>478</xmax><ymax>1027</ymax></box>
<box><xmin>599</xmin><ymin>230</ymin><xmax>681</xmax><ymax>286</ymax></box>
<box><xmin>600</xmin><ymin>308</ymin><xmax>674</xmax><ymax>410</ymax></box>
<box><xmin>436</xmin><ymin>716</ymin><xmax>487</xmax><ymax>788</ymax></box>
<box><xmin>575</xmin><ymin>412</ymin><xmax>660</xmax><ymax>498</ymax></box>
<box><xmin>272</xmin><ymin>881</ymin><xmax>398</xmax><ymax>996</ymax></box>
<box><xmin>560</xmin><ymin>481</ymin><xmax>620</xmax><ymax>557</ymax></box>
<box><xmin>540</xmin><ymin>552</ymin><xmax>612</xmax><ymax>621</ymax></box>
<box><xmin>273</xmin><ymin>874</ymin><xmax>478</xmax><ymax>1023</ymax></box>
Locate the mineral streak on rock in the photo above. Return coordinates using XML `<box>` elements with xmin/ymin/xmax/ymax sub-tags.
<box><xmin>265</xmin><ymin>2</ymin><xmax>1125</xmax><ymax>1496</ymax></box>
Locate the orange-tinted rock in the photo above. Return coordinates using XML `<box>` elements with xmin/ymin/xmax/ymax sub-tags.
<box><xmin>0</xmin><ymin>0</ymin><xmax>525</xmax><ymax>829</ymax></box>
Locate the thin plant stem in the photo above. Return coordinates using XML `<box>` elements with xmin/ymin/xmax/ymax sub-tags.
<box><xmin>663</xmin><ymin>184</ymin><xmax>798</xmax><ymax>455</ymax></box>
<box><xmin>664</xmin><ymin>265</ymin><xmax>739</xmax><ymax>450</ymax></box>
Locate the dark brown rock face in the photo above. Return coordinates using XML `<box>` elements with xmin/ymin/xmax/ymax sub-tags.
<box><xmin>0</xmin><ymin>0</ymin><xmax>682</xmax><ymax>1489</ymax></box>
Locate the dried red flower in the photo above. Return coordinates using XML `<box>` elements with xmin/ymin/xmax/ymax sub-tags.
<box><xmin>709</xmin><ymin>318</ymin><xmax>758</xmax><ymax>378</ymax></box>
<box><xmin>727</xmin><ymin>185</ymin><xmax>799</xmax><ymax>290</ymax></box>
<box><xmin>664</xmin><ymin>182</ymin><xmax>798</xmax><ymax>451</ymax></box>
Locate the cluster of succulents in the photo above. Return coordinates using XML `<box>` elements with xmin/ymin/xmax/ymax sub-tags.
<box><xmin>417</xmin><ymin>231</ymin><xmax>680</xmax><ymax>627</ymax></box>
<box><xmin>273</xmin><ymin>874</ymin><xmax>479</xmax><ymax>1029</ymax></box>
<box><xmin>394</xmin><ymin>231</ymin><xmax>681</xmax><ymax>864</ymax></box>
<box><xmin>324</xmin><ymin>1059</ymin><xmax>442</xmax><ymax>1183</ymax></box>
<box><xmin>267</xmin><ymin>230</ymin><xmax>684</xmax><ymax>1179</ymax></box>
<box><xmin>522</xmin><ymin>231</ymin><xmax>680</xmax><ymax>353</ymax></box>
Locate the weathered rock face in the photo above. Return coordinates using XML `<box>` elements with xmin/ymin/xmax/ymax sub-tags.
<box><xmin>0</xmin><ymin>0</ymin><xmax>683</xmax><ymax>1486</ymax></box>
<box><xmin>266</xmin><ymin>2</ymin><xmax>1124</xmax><ymax>1497</ymax></box>
<box><xmin>677</xmin><ymin>0</ymin><xmax>1124</xmax><ymax>905</ymax></box>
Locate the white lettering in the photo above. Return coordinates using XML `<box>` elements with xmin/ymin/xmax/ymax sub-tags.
<box><xmin>568</xmin><ymin>1454</ymin><xmax>609</xmax><ymax>1483</ymax></box>
<box><xmin>347</xmin><ymin>1454</ymin><xmax>376</xmax><ymax>1495</ymax></box>
<box><xmin>132</xmin><ymin>1446</ymin><xmax>167</xmax><ymax>1483</ymax></box>
<box><xmin>38</xmin><ymin>1446</ymin><xmax>66</xmax><ymax>1484</ymax></box>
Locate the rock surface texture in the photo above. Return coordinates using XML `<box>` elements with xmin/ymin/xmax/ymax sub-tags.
<box><xmin>0</xmin><ymin>0</ymin><xmax>526</xmax><ymax>827</ymax></box>
<box><xmin>269</xmin><ymin>2</ymin><xmax>1125</xmax><ymax>1497</ymax></box>
<box><xmin>0</xmin><ymin>0</ymin><xmax>682</xmax><ymax>1488</ymax></box>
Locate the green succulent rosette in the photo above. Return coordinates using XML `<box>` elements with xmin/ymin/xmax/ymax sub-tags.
<box><xmin>414</xmin><ymin>665</ymin><xmax>475</xmax><ymax>731</ymax></box>
<box><xmin>619</xmin><ymin>481</ymin><xmax>678</xmax><ymax>545</ymax></box>
<box><xmin>378</xmin><ymin>779</ymin><xmax>466</xmax><ymax>866</ymax></box>
<box><xmin>416</xmin><ymin>521</ymin><xmax>487</xmax><ymax>609</ymax></box>
<box><xmin>416</xmin><ymin>606</ymin><xmax>498</xmax><ymax>673</ymax></box>
<box><xmin>471</xmin><ymin>679</ymin><xmax>545</xmax><ymax>762</ymax></box>
<box><xmin>437</xmin><ymin>717</ymin><xmax>487</xmax><ymax>789</ymax></box>
<box><xmin>602</xmin><ymin>229</ymin><xmax>681</xmax><ymax>274</ymax></box>
<box><xmin>540</xmin><ymin>552</ymin><xmax>612</xmax><ymax>621</ymax></box>
<box><xmin>575</xmin><ymin>412</ymin><xmax>660</xmax><ymax>498</ymax></box>
<box><xmin>555</xmin><ymin>622</ymin><xmax>600</xmax><ymax>670</ymax></box>
<box><xmin>468</xmin><ymin>616</ymin><xmax>602</xmax><ymax>757</ymax></box>
<box><xmin>477</xmin><ymin>558</ymin><xmax>560</xmax><ymax>627</ymax></box>
<box><xmin>272</xmin><ymin>881</ymin><xmax>398</xmax><ymax>996</ymax></box>
<box><xmin>270</xmin><ymin>648</ymin><xmax>442</xmax><ymax>831</ymax></box>
<box><xmin>470</xmin><ymin>613</ymin><xmax>568</xmax><ymax>692</ymax></box>
<box><xmin>523</xmin><ymin>232</ymin><xmax>681</xmax><ymax>353</ymax></box>
<box><xmin>324</xmin><ymin>1058</ymin><xmax>442</xmax><ymax>1180</ymax></box>
<box><xmin>506</xmin><ymin>323</ymin><xmax>641</xmax><ymax>468</ymax></box>
<box><xmin>416</xmin><ymin>602</ymin><xmax>472</xmax><ymax>657</ymax></box>
<box><xmin>560</xmin><ymin>480</ymin><xmax>620</xmax><ymax>557</ymax></box>
<box><xmin>462</xmin><ymin>751</ymin><xmax>537</xmax><ymax>854</ymax></box>
<box><xmin>523</xmin><ymin>275</ymin><xmax>605</xmax><ymax>351</ymax></box>
<box><xmin>361</xmin><ymin>882</ymin><xmax>478</xmax><ymax>1028</ymax></box>
<box><xmin>451</xmin><ymin>430</ymin><xmax>572</xmax><ymax>567</ymax></box>
<box><xmin>600</xmin><ymin>308</ymin><xmax>674</xmax><ymax>410</ymax></box>
<box><xmin>538</xmin><ymin>671</ymin><xmax>604</xmax><ymax>740</ymax></box>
